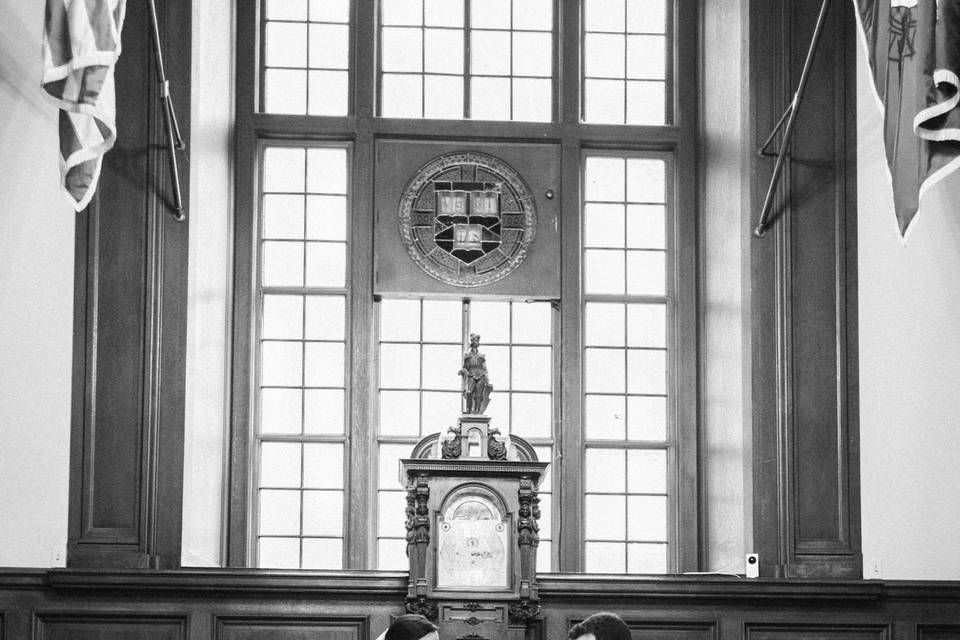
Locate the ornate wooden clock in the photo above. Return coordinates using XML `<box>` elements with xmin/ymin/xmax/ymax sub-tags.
<box><xmin>398</xmin><ymin>336</ymin><xmax>549</xmax><ymax>640</ymax></box>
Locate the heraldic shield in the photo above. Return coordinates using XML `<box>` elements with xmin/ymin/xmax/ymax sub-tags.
<box><xmin>398</xmin><ymin>152</ymin><xmax>538</xmax><ymax>287</ymax></box>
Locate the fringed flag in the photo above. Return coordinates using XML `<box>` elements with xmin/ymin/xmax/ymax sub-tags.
<box><xmin>42</xmin><ymin>0</ymin><xmax>126</xmax><ymax>211</ymax></box>
<box><xmin>855</xmin><ymin>0</ymin><xmax>960</xmax><ymax>240</ymax></box>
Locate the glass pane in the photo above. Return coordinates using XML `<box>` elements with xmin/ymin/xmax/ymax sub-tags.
<box><xmin>382</xmin><ymin>73</ymin><xmax>423</xmax><ymax>118</ymax></box>
<box><xmin>258</xmin><ymin>537</ymin><xmax>300</xmax><ymax>568</ymax></box>
<box><xmin>379</xmin><ymin>443</ymin><xmax>414</xmax><ymax>488</ymax></box>
<box><xmin>585</xmin><ymin>33</ymin><xmax>625</xmax><ymax>79</ymax></box>
<box><xmin>585</xmin><ymin>541</ymin><xmax>625</xmax><ymax>573</ymax></box>
<box><xmin>422</xmin><ymin>391</ymin><xmax>462</xmax><ymax>434</ymax></box>
<box><xmin>422</xmin><ymin>300</ymin><xmax>462</xmax><ymax>342</ymax></box>
<box><xmin>424</xmin><ymin>28</ymin><xmax>463</xmax><ymax>74</ymax></box>
<box><xmin>626</xmin><ymin>80</ymin><xmax>665</xmax><ymax>125</ymax></box>
<box><xmin>584</xmin><ymin>249</ymin><xmax>625</xmax><ymax>295</ymax></box>
<box><xmin>381</xmin><ymin>299</ymin><xmax>421</xmax><ymax>341</ymax></box>
<box><xmin>422</xmin><ymin>344</ymin><xmax>463</xmax><ymax>389</ymax></box>
<box><xmin>585</xmin><ymin>448</ymin><xmax>626</xmax><ymax>491</ymax></box>
<box><xmin>470</xmin><ymin>301</ymin><xmax>510</xmax><ymax>343</ymax></box>
<box><xmin>627</xmin><ymin>349</ymin><xmax>666</xmax><ymax>394</ymax></box>
<box><xmin>627</xmin><ymin>204</ymin><xmax>666</xmax><ymax>249</ymax></box>
<box><xmin>304</xmin><ymin>295</ymin><xmax>345</xmax><ymax>340</ymax></box>
<box><xmin>627</xmin><ymin>495</ymin><xmax>667</xmax><ymax>540</ymax></box>
<box><xmin>380</xmin><ymin>390</ymin><xmax>421</xmax><ymax>436</ymax></box>
<box><xmin>262</xmin><ymin>241</ymin><xmax>305</xmax><ymax>287</ymax></box>
<box><xmin>470</xmin><ymin>0</ymin><xmax>510</xmax><ymax>29</ymax></box>
<box><xmin>584</xmin><ymin>157</ymin><xmax>625</xmax><ymax>201</ymax></box>
<box><xmin>471</xmin><ymin>30</ymin><xmax>511</xmax><ymax>76</ymax></box>
<box><xmin>263</xmin><ymin>194</ymin><xmax>305</xmax><ymax>239</ymax></box>
<box><xmin>584</xmin><ymin>78</ymin><xmax>625</xmax><ymax>124</ymax></box>
<box><xmin>424</xmin><ymin>74</ymin><xmax>465</xmax><ymax>119</ymax></box>
<box><xmin>425</xmin><ymin>0</ymin><xmax>463</xmax><ymax>27</ymax></box>
<box><xmin>305</xmin><ymin>242</ymin><xmax>346</xmax><ymax>288</ymax></box>
<box><xmin>263</xmin><ymin>294</ymin><xmax>303</xmax><ymax>339</ymax></box>
<box><xmin>259</xmin><ymin>489</ymin><xmax>300</xmax><ymax>535</ymax></box>
<box><xmin>261</xmin><ymin>388</ymin><xmax>303</xmax><ymax>435</ymax></box>
<box><xmin>261</xmin><ymin>341</ymin><xmax>303</xmax><ymax>386</ymax></box>
<box><xmin>378</xmin><ymin>537</ymin><xmax>409</xmax><ymax>569</ymax></box>
<box><xmin>627</xmin><ymin>542</ymin><xmax>668</xmax><ymax>574</ymax></box>
<box><xmin>309</xmin><ymin>24</ymin><xmax>349</xmax><ymax>69</ymax></box>
<box><xmin>308</xmin><ymin>70</ymin><xmax>349</xmax><ymax>116</ymax></box>
<box><xmin>266</xmin><ymin>22</ymin><xmax>307</xmax><ymax>68</ymax></box>
<box><xmin>627</xmin><ymin>0</ymin><xmax>665</xmax><ymax>33</ymax></box>
<box><xmin>584</xmin><ymin>0</ymin><xmax>625</xmax><ymax>32</ymax></box>
<box><xmin>513</xmin><ymin>0</ymin><xmax>552</xmax><ymax>30</ymax></box>
<box><xmin>267</xmin><ymin>0</ymin><xmax>306</xmax><ymax>21</ymax></box>
<box><xmin>627</xmin><ymin>395</ymin><xmax>667</xmax><ymax>440</ymax></box>
<box><xmin>627</xmin><ymin>35</ymin><xmax>665</xmax><ymax>80</ymax></box>
<box><xmin>537</xmin><ymin>494</ymin><xmax>552</xmax><ymax>537</ymax></box>
<box><xmin>303</xmin><ymin>442</ymin><xmax>344</xmax><ymax>488</ymax></box>
<box><xmin>471</xmin><ymin>76</ymin><xmax>511</xmax><ymax>120</ymax></box>
<box><xmin>265</xmin><ymin>69</ymin><xmax>307</xmax><ymax>114</ymax></box>
<box><xmin>584</xmin><ymin>347</ymin><xmax>625</xmax><ymax>393</ymax></box>
<box><xmin>535</xmin><ymin>445</ymin><xmax>552</xmax><ymax>489</ymax></box>
<box><xmin>378</xmin><ymin>490</ymin><xmax>408</xmax><ymax>536</ymax></box>
<box><xmin>310</xmin><ymin>0</ymin><xmax>349</xmax><ymax>21</ymax></box>
<box><xmin>584</xmin><ymin>203</ymin><xmax>626</xmax><ymax>248</ymax></box>
<box><xmin>628</xmin><ymin>449</ymin><xmax>667</xmax><ymax>493</ymax></box>
<box><xmin>382</xmin><ymin>27</ymin><xmax>423</xmax><ymax>72</ymax></box>
<box><xmin>302</xmin><ymin>537</ymin><xmax>343</xmax><ymax>569</ymax></box>
<box><xmin>512</xmin><ymin>346</ymin><xmax>551</xmax><ymax>392</ymax></box>
<box><xmin>382</xmin><ymin>0</ymin><xmax>423</xmax><ymax>25</ymax></box>
<box><xmin>512</xmin><ymin>78</ymin><xmax>551</xmax><ymax>122</ymax></box>
<box><xmin>512</xmin><ymin>302</ymin><xmax>551</xmax><ymax>344</ymax></box>
<box><xmin>264</xmin><ymin>147</ymin><xmax>305</xmax><ymax>192</ymax></box>
<box><xmin>585</xmin><ymin>394</ymin><xmax>626</xmax><ymax>440</ymax></box>
<box><xmin>537</xmin><ymin>541</ymin><xmax>552</xmax><ymax>572</ymax></box>
<box><xmin>303</xmin><ymin>341</ymin><xmax>345</xmax><ymax>388</ymax></box>
<box><xmin>261</xmin><ymin>442</ymin><xmax>301</xmax><ymax>487</ymax></box>
<box><xmin>302</xmin><ymin>490</ymin><xmax>344</xmax><ymax>535</ymax></box>
<box><xmin>304</xmin><ymin>388</ymin><xmax>345</xmax><ymax>434</ymax></box>
<box><xmin>627</xmin><ymin>158</ymin><xmax>665</xmax><ymax>202</ymax></box>
<box><xmin>626</xmin><ymin>250</ymin><xmax>665</xmax><ymax>296</ymax></box>
<box><xmin>481</xmin><ymin>344</ymin><xmax>509</xmax><ymax>387</ymax></box>
<box><xmin>307</xmin><ymin>148</ymin><xmax>347</xmax><ymax>194</ymax></box>
<box><xmin>627</xmin><ymin>303</ymin><xmax>665</xmax><ymax>348</ymax></box>
<box><xmin>511</xmin><ymin>392</ymin><xmax>551</xmax><ymax>439</ymax></box>
<box><xmin>512</xmin><ymin>32</ymin><xmax>551</xmax><ymax>77</ymax></box>
<box><xmin>585</xmin><ymin>302</ymin><xmax>625</xmax><ymax>347</ymax></box>
<box><xmin>585</xmin><ymin>494</ymin><xmax>626</xmax><ymax>540</ymax></box>
<box><xmin>380</xmin><ymin>343</ymin><xmax>421</xmax><ymax>388</ymax></box>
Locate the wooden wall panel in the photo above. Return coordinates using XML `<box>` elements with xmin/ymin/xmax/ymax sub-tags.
<box><xmin>744</xmin><ymin>625</ymin><xmax>888</xmax><ymax>640</ymax></box>
<box><xmin>34</xmin><ymin>613</ymin><xmax>186</xmax><ymax>640</ymax></box>
<box><xmin>67</xmin><ymin>0</ymin><xmax>191</xmax><ymax>569</ymax></box>
<box><xmin>917</xmin><ymin>626</ymin><xmax>960</xmax><ymax>640</ymax></box>
<box><xmin>214</xmin><ymin>616</ymin><xmax>367</xmax><ymax>640</ymax></box>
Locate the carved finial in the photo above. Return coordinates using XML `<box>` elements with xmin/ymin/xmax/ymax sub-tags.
<box><xmin>459</xmin><ymin>333</ymin><xmax>493</xmax><ymax>414</ymax></box>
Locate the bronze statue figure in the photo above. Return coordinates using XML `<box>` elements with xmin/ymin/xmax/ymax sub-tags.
<box><xmin>459</xmin><ymin>333</ymin><xmax>493</xmax><ymax>414</ymax></box>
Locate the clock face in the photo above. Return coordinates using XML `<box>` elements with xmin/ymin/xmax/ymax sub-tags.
<box><xmin>398</xmin><ymin>152</ymin><xmax>538</xmax><ymax>287</ymax></box>
<box><xmin>436</xmin><ymin>494</ymin><xmax>510</xmax><ymax>590</ymax></box>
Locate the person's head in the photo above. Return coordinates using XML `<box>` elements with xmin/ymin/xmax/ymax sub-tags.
<box><xmin>567</xmin><ymin>612</ymin><xmax>631</xmax><ymax>640</ymax></box>
<box><xmin>385</xmin><ymin>615</ymin><xmax>438</xmax><ymax>640</ymax></box>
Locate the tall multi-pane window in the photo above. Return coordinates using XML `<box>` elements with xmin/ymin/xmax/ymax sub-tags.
<box><xmin>236</xmin><ymin>0</ymin><xmax>695</xmax><ymax>573</ymax></box>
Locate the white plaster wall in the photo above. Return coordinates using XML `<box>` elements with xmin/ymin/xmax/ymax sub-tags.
<box><xmin>0</xmin><ymin>1</ymin><xmax>74</xmax><ymax>567</ymax></box>
<box><xmin>857</xmin><ymin>39</ymin><xmax>960</xmax><ymax>580</ymax></box>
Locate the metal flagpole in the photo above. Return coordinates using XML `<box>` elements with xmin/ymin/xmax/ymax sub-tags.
<box><xmin>754</xmin><ymin>0</ymin><xmax>832</xmax><ymax>238</ymax></box>
<box><xmin>147</xmin><ymin>0</ymin><xmax>187</xmax><ymax>222</ymax></box>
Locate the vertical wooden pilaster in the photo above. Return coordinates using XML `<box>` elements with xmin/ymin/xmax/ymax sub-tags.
<box><xmin>67</xmin><ymin>0</ymin><xmax>191</xmax><ymax>569</ymax></box>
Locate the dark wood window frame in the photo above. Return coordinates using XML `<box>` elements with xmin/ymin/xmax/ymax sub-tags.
<box><xmin>227</xmin><ymin>0</ymin><xmax>699</xmax><ymax>572</ymax></box>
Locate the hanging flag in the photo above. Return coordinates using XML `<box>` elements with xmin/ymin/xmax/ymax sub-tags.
<box><xmin>42</xmin><ymin>0</ymin><xmax>126</xmax><ymax>211</ymax></box>
<box><xmin>855</xmin><ymin>0</ymin><xmax>960</xmax><ymax>239</ymax></box>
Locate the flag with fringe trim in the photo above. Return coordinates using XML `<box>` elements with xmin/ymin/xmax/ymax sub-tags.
<box><xmin>42</xmin><ymin>0</ymin><xmax>126</xmax><ymax>211</ymax></box>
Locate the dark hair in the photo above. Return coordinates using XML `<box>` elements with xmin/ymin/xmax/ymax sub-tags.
<box><xmin>567</xmin><ymin>612</ymin><xmax>631</xmax><ymax>640</ymax></box>
<box><xmin>385</xmin><ymin>615</ymin><xmax>437</xmax><ymax>640</ymax></box>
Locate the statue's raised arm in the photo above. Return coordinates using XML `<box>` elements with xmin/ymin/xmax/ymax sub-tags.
<box><xmin>460</xmin><ymin>333</ymin><xmax>493</xmax><ymax>415</ymax></box>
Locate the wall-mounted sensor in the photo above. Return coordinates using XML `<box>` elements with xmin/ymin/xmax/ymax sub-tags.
<box><xmin>745</xmin><ymin>553</ymin><xmax>760</xmax><ymax>578</ymax></box>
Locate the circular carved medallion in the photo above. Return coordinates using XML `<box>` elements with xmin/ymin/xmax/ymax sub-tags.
<box><xmin>398</xmin><ymin>152</ymin><xmax>537</xmax><ymax>287</ymax></box>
